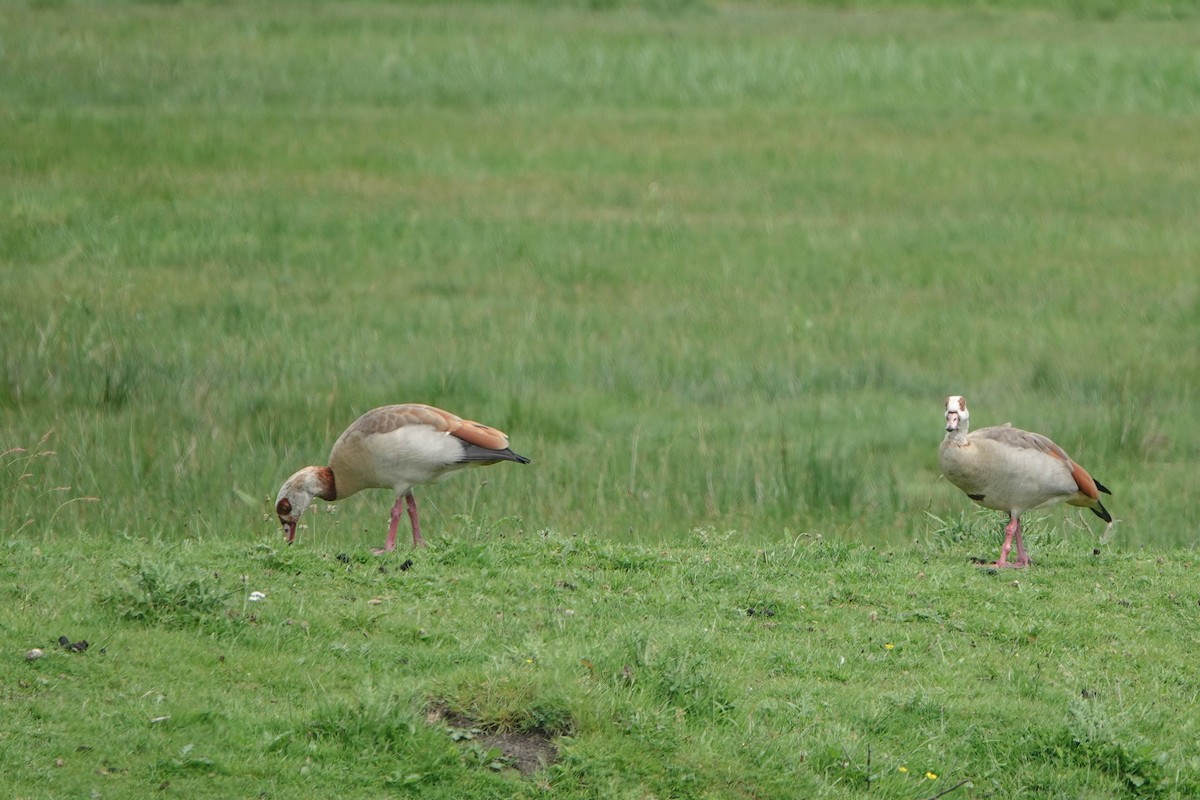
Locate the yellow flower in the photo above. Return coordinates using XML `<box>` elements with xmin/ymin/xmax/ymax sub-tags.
<box><xmin>884</xmin><ymin>643</ymin><xmax>895</xmax><ymax>650</ymax></box>
<box><xmin>898</xmin><ymin>766</ymin><xmax>908</xmax><ymax>773</ymax></box>
<box><xmin>926</xmin><ymin>771</ymin><xmax>938</xmax><ymax>780</ymax></box>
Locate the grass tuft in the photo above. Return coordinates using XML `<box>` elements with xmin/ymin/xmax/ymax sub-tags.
<box><xmin>434</xmin><ymin>674</ymin><xmax>576</xmax><ymax>736</ymax></box>
<box><xmin>101</xmin><ymin>558</ymin><xmax>235</xmax><ymax>629</ymax></box>
<box><xmin>1052</xmin><ymin>697</ymin><xmax>1170</xmax><ymax>796</ymax></box>
<box><xmin>305</xmin><ymin>691</ymin><xmax>421</xmax><ymax>754</ymax></box>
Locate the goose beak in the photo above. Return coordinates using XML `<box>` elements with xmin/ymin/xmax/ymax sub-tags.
<box><xmin>282</xmin><ymin>520</ymin><xmax>297</xmax><ymax>544</ymax></box>
<box><xmin>945</xmin><ymin>412</ymin><xmax>960</xmax><ymax>433</ymax></box>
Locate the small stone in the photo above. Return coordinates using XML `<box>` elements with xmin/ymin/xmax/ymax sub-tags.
<box><xmin>26</xmin><ymin>648</ymin><xmax>45</xmax><ymax>661</ymax></box>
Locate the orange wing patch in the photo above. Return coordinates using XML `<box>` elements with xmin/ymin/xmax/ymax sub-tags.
<box><xmin>448</xmin><ymin>418</ymin><xmax>512</xmax><ymax>451</ymax></box>
<box><xmin>1069</xmin><ymin>461</ymin><xmax>1103</xmax><ymax>501</ymax></box>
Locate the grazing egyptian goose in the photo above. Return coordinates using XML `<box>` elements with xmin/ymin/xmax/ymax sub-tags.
<box><xmin>938</xmin><ymin>395</ymin><xmax>1112</xmax><ymax>568</ymax></box>
<box><xmin>274</xmin><ymin>404</ymin><xmax>530</xmax><ymax>552</ymax></box>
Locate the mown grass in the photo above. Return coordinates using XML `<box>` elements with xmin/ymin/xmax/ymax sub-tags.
<box><xmin>2</xmin><ymin>525</ymin><xmax>1198</xmax><ymax>798</ymax></box>
<box><xmin>2</xmin><ymin>0</ymin><xmax>1199</xmax><ymax>797</ymax></box>
<box><xmin>3</xmin><ymin>0</ymin><xmax>1199</xmax><ymax>547</ymax></box>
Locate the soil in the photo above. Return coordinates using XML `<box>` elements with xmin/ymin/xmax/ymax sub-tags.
<box><xmin>426</xmin><ymin>704</ymin><xmax>559</xmax><ymax>776</ymax></box>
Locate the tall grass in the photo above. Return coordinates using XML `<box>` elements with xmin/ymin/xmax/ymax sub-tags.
<box><xmin>2</xmin><ymin>0</ymin><xmax>1198</xmax><ymax>554</ymax></box>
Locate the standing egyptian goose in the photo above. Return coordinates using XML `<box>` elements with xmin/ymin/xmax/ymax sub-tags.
<box><xmin>274</xmin><ymin>404</ymin><xmax>530</xmax><ymax>551</ymax></box>
<box><xmin>938</xmin><ymin>395</ymin><xmax>1112</xmax><ymax>568</ymax></box>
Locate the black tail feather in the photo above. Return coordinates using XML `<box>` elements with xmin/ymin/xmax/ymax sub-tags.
<box><xmin>458</xmin><ymin>445</ymin><xmax>531</xmax><ymax>465</ymax></box>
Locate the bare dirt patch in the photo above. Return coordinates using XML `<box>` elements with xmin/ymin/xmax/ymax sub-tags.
<box><xmin>425</xmin><ymin>703</ymin><xmax>560</xmax><ymax>776</ymax></box>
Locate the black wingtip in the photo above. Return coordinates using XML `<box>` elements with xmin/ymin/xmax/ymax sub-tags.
<box><xmin>508</xmin><ymin>450</ymin><xmax>531</xmax><ymax>465</ymax></box>
<box><xmin>1091</xmin><ymin>501</ymin><xmax>1112</xmax><ymax>524</ymax></box>
<box><xmin>1095</xmin><ymin>479</ymin><xmax>1112</xmax><ymax>496</ymax></box>
<box><xmin>458</xmin><ymin>445</ymin><xmax>531</xmax><ymax>465</ymax></box>
<box><xmin>495</xmin><ymin>447</ymin><xmax>530</xmax><ymax>465</ymax></box>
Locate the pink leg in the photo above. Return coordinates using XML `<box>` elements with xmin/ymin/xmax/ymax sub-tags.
<box><xmin>374</xmin><ymin>496</ymin><xmax>403</xmax><ymax>554</ymax></box>
<box><xmin>1012</xmin><ymin>515</ymin><xmax>1031</xmax><ymax>567</ymax></box>
<box><xmin>983</xmin><ymin>513</ymin><xmax>1028</xmax><ymax>569</ymax></box>
<box><xmin>997</xmin><ymin>516</ymin><xmax>1016</xmax><ymax>566</ymax></box>
<box><xmin>406</xmin><ymin>491</ymin><xmax>425</xmax><ymax>548</ymax></box>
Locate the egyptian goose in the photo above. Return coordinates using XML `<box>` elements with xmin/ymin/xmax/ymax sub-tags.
<box><xmin>274</xmin><ymin>404</ymin><xmax>530</xmax><ymax>551</ymax></box>
<box><xmin>938</xmin><ymin>395</ymin><xmax>1111</xmax><ymax>568</ymax></box>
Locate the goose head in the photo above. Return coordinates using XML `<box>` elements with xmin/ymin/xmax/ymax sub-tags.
<box><xmin>944</xmin><ymin>395</ymin><xmax>970</xmax><ymax>434</ymax></box>
<box><xmin>274</xmin><ymin>466</ymin><xmax>335</xmax><ymax>543</ymax></box>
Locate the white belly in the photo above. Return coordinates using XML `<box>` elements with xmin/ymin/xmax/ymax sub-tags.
<box><xmin>331</xmin><ymin>424</ymin><xmax>467</xmax><ymax>497</ymax></box>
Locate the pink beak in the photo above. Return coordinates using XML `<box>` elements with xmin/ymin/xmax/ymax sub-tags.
<box><xmin>945</xmin><ymin>412</ymin><xmax>959</xmax><ymax>432</ymax></box>
<box><xmin>283</xmin><ymin>520</ymin><xmax>297</xmax><ymax>544</ymax></box>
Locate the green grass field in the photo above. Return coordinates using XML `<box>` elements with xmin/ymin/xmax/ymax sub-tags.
<box><xmin>3</xmin><ymin>0</ymin><xmax>1199</xmax><ymax>797</ymax></box>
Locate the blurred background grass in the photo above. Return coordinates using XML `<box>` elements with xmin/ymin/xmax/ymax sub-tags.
<box><xmin>2</xmin><ymin>0</ymin><xmax>1197</xmax><ymax>549</ymax></box>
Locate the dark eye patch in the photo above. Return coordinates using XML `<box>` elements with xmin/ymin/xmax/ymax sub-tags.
<box><xmin>276</xmin><ymin>498</ymin><xmax>292</xmax><ymax>516</ymax></box>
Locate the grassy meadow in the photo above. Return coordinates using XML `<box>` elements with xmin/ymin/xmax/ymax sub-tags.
<box><xmin>3</xmin><ymin>0</ymin><xmax>1199</xmax><ymax>797</ymax></box>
